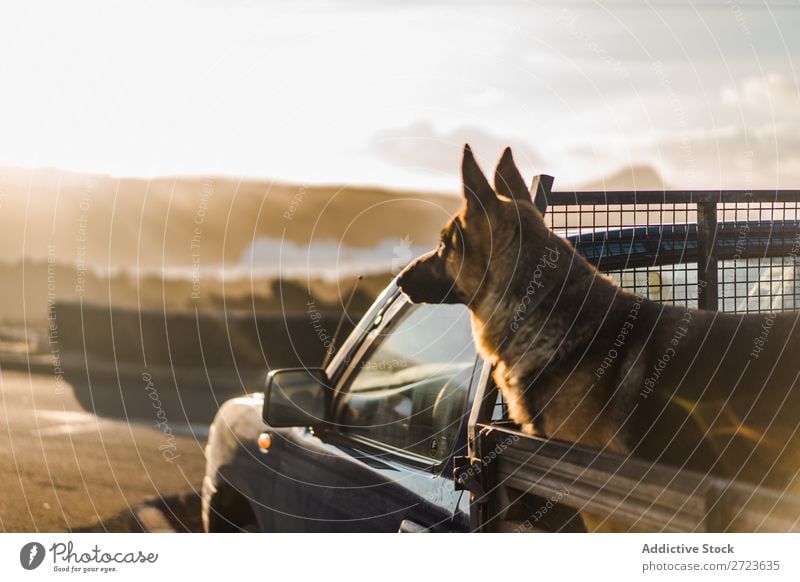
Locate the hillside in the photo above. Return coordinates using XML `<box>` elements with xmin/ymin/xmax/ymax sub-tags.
<box><xmin>0</xmin><ymin>166</ymin><xmax>460</xmax><ymax>269</ymax></box>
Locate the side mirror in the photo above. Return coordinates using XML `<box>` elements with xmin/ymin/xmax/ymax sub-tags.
<box><xmin>263</xmin><ymin>367</ymin><xmax>333</xmax><ymax>427</ymax></box>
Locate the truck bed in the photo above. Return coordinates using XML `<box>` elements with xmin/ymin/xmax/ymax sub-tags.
<box><xmin>462</xmin><ymin>422</ymin><xmax>800</xmax><ymax>532</ymax></box>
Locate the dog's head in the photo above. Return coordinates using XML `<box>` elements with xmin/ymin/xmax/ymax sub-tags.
<box><xmin>398</xmin><ymin>144</ymin><xmax>553</xmax><ymax>308</ymax></box>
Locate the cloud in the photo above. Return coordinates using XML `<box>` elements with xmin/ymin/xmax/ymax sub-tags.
<box><xmin>556</xmin><ymin>71</ymin><xmax>800</xmax><ymax>189</ymax></box>
<box><xmin>722</xmin><ymin>72</ymin><xmax>800</xmax><ymax>115</ymax></box>
<box><xmin>567</xmin><ymin>122</ymin><xmax>800</xmax><ymax>190</ymax></box>
<box><xmin>649</xmin><ymin>72</ymin><xmax>800</xmax><ymax>187</ymax></box>
<box><xmin>369</xmin><ymin>121</ymin><xmax>543</xmax><ymax>178</ymax></box>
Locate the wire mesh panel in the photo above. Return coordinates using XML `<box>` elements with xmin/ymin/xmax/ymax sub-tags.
<box><xmin>716</xmin><ymin>200</ymin><xmax>800</xmax><ymax>313</ymax></box>
<box><xmin>539</xmin><ymin>190</ymin><xmax>800</xmax><ymax>314</ymax></box>
<box><xmin>492</xmin><ymin>189</ymin><xmax>800</xmax><ymax>422</ymax></box>
<box><xmin>609</xmin><ymin>264</ymin><xmax>699</xmax><ymax>307</ymax></box>
<box><xmin>545</xmin><ymin>199</ymin><xmax>698</xmax><ymax>308</ymax></box>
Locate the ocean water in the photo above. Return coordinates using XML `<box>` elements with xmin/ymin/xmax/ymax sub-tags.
<box><xmin>240</xmin><ymin>237</ymin><xmax>433</xmax><ymax>281</ymax></box>
<box><xmin>90</xmin><ymin>237</ymin><xmax>434</xmax><ymax>282</ymax></box>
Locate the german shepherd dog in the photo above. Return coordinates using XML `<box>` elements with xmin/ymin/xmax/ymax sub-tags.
<box><xmin>398</xmin><ymin>145</ymin><xmax>800</xmax><ymax>518</ymax></box>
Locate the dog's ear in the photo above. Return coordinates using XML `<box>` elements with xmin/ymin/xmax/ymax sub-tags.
<box><xmin>494</xmin><ymin>147</ymin><xmax>529</xmax><ymax>202</ymax></box>
<box><xmin>462</xmin><ymin>144</ymin><xmax>496</xmax><ymax>211</ymax></box>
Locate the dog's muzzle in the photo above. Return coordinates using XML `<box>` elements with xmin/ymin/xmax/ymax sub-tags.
<box><xmin>398</xmin><ymin>250</ymin><xmax>463</xmax><ymax>305</ymax></box>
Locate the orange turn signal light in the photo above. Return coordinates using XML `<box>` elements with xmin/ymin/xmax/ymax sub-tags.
<box><xmin>257</xmin><ymin>432</ymin><xmax>272</xmax><ymax>452</ymax></box>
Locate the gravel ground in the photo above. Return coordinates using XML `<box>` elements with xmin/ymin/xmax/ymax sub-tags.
<box><xmin>0</xmin><ymin>369</ymin><xmax>207</xmax><ymax>532</ymax></box>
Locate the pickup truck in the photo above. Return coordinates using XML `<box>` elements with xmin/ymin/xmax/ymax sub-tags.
<box><xmin>202</xmin><ymin>216</ymin><xmax>800</xmax><ymax>533</ymax></box>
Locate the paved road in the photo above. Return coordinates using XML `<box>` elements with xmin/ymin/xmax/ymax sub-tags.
<box><xmin>0</xmin><ymin>369</ymin><xmax>207</xmax><ymax>532</ymax></box>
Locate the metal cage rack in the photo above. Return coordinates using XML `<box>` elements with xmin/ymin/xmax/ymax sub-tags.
<box><xmin>532</xmin><ymin>183</ymin><xmax>800</xmax><ymax>314</ymax></box>
<box><xmin>492</xmin><ymin>184</ymin><xmax>800</xmax><ymax>421</ymax></box>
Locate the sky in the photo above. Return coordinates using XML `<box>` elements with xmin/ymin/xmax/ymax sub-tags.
<box><xmin>1</xmin><ymin>0</ymin><xmax>799</xmax><ymax>191</ymax></box>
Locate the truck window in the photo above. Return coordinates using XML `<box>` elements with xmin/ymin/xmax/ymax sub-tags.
<box><xmin>338</xmin><ymin>302</ymin><xmax>478</xmax><ymax>461</ymax></box>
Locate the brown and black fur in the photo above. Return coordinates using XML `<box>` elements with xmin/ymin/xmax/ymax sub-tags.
<box><xmin>398</xmin><ymin>144</ymin><xmax>800</xmax><ymax>504</ymax></box>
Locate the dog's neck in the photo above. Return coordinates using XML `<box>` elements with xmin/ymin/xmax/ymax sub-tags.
<box><xmin>470</xmin><ymin>233</ymin><xmax>615</xmax><ymax>371</ymax></box>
